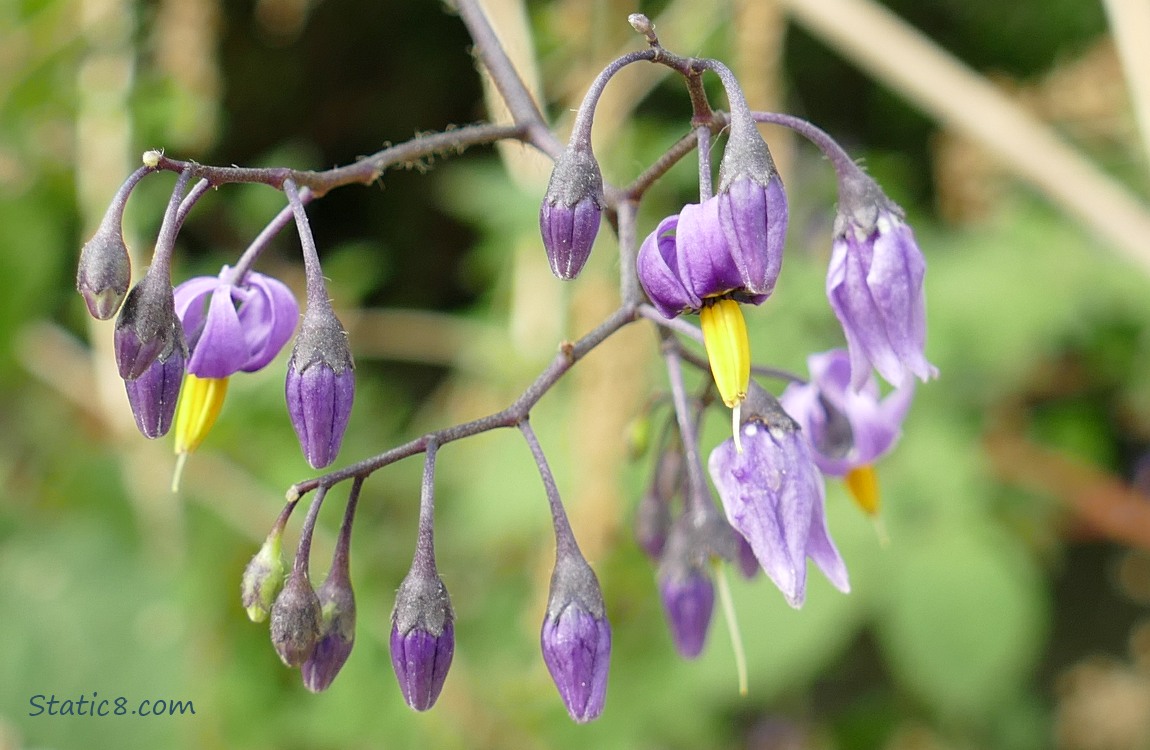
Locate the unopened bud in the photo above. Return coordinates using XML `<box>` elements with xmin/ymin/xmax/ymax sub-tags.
<box><xmin>286</xmin><ymin>305</ymin><xmax>355</xmax><ymax>469</ymax></box>
<box><xmin>241</xmin><ymin>527</ymin><xmax>288</xmax><ymax>623</ymax></box>
<box><xmin>541</xmin><ymin>551</ymin><xmax>611</xmax><ymax>723</ymax></box>
<box><xmin>302</xmin><ymin>569</ymin><xmax>356</xmax><ymax>693</ymax></box>
<box><xmin>77</xmin><ymin>224</ymin><xmax>132</xmax><ymax>320</ymax></box>
<box><xmin>390</xmin><ymin>564</ymin><xmax>454</xmax><ymax>711</ymax></box>
<box><xmin>270</xmin><ymin>569</ymin><xmax>322</xmax><ymax>667</ymax></box>
<box><xmin>539</xmin><ymin>147</ymin><xmax>603</xmax><ymax>280</ymax></box>
<box><xmin>124</xmin><ymin>345</ymin><xmax>185</xmax><ymax>439</ymax></box>
<box><xmin>114</xmin><ymin>270</ymin><xmax>184</xmax><ymax>381</ymax></box>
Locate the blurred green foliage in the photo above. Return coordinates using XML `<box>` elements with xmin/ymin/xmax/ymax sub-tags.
<box><xmin>2</xmin><ymin>1</ymin><xmax>1149</xmax><ymax>749</ymax></box>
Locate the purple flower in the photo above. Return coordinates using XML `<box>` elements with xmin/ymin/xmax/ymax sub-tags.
<box><xmin>541</xmin><ymin>552</ymin><xmax>611</xmax><ymax>723</ymax></box>
<box><xmin>540</xmin><ymin>147</ymin><xmax>603</xmax><ymax>280</ymax></box>
<box><xmin>637</xmin><ymin>176</ymin><xmax>786</xmax><ymax>319</ymax></box>
<box><xmin>173</xmin><ymin>266</ymin><xmax>298</xmax><ymax>378</ymax></box>
<box><xmin>390</xmin><ymin>565</ymin><xmax>454</xmax><ymax>711</ymax></box>
<box><xmin>779</xmin><ymin>349</ymin><xmax>914</xmax><ymax>476</ymax></box>
<box><xmin>707</xmin><ymin>398</ymin><xmax>849</xmax><ymax>608</ymax></box>
<box><xmin>827</xmin><ymin>183</ymin><xmax>937</xmax><ymax>390</ymax></box>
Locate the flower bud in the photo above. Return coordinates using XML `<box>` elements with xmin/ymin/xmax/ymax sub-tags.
<box><xmin>77</xmin><ymin>223</ymin><xmax>132</xmax><ymax>320</ymax></box>
<box><xmin>390</xmin><ymin>564</ymin><xmax>454</xmax><ymax>711</ymax></box>
<box><xmin>302</xmin><ymin>569</ymin><xmax>356</xmax><ymax>693</ymax></box>
<box><xmin>114</xmin><ymin>270</ymin><xmax>184</xmax><ymax>381</ymax></box>
<box><xmin>541</xmin><ymin>551</ymin><xmax>611</xmax><ymax>723</ymax></box>
<box><xmin>657</xmin><ymin>519</ymin><xmax>716</xmax><ymax>659</ymax></box>
<box><xmin>286</xmin><ymin>305</ymin><xmax>355</xmax><ymax>469</ymax></box>
<box><xmin>270</xmin><ymin>569</ymin><xmax>322</xmax><ymax>667</ymax></box>
<box><xmin>241</xmin><ymin>526</ymin><xmax>288</xmax><ymax>624</ymax></box>
<box><xmin>634</xmin><ymin>445</ymin><xmax>681</xmax><ymax>560</ymax></box>
<box><xmin>539</xmin><ymin>147</ymin><xmax>603</xmax><ymax>280</ymax></box>
<box><xmin>123</xmin><ymin>345</ymin><xmax>185</xmax><ymax>439</ymax></box>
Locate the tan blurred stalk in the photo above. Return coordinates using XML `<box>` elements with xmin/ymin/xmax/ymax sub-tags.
<box><xmin>1102</xmin><ymin>0</ymin><xmax>1150</xmax><ymax>177</ymax></box>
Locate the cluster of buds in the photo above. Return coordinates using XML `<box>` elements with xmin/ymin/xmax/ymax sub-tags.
<box><xmin>76</xmin><ymin>166</ymin><xmax>356</xmax><ymax>487</ymax></box>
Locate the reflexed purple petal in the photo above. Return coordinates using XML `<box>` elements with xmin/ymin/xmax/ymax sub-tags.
<box><xmin>172</xmin><ymin>275</ymin><xmax>219</xmax><ymax>333</ymax></box>
<box><xmin>781</xmin><ymin>349</ymin><xmax>914</xmax><ymax>476</ymax></box>
<box><xmin>657</xmin><ymin>571</ymin><xmax>714</xmax><ymax>658</ymax></box>
<box><xmin>869</xmin><ymin>215</ymin><xmax>935</xmax><ymax>383</ymax></box>
<box><xmin>390</xmin><ymin>622</ymin><xmax>454</xmax><ymax>711</ymax></box>
<box><xmin>637</xmin><ymin>214</ymin><xmax>698</xmax><ymax>318</ymax></box>
<box><xmin>235</xmin><ymin>273</ymin><xmax>299</xmax><ymax>372</ymax></box>
<box><xmin>541</xmin><ymin>605</ymin><xmax>611</xmax><ymax>723</ymax></box>
<box><xmin>675</xmin><ymin>198</ymin><xmax>741</xmax><ymax>301</ymax></box>
<box><xmin>286</xmin><ymin>361</ymin><xmax>355</xmax><ymax>469</ymax></box>
<box><xmin>718</xmin><ymin>176</ymin><xmax>786</xmax><ymax>297</ymax></box>
<box><xmin>186</xmin><ymin>286</ymin><xmax>249</xmax><ymax>377</ymax></box>
<box><xmin>805</xmin><ymin>490</ymin><xmax>850</xmax><ymax>594</ymax></box>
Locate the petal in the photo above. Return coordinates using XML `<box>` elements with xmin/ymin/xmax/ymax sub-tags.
<box><xmin>869</xmin><ymin>215</ymin><xmax>937</xmax><ymax>383</ymax></box>
<box><xmin>235</xmin><ymin>272</ymin><xmax>299</xmax><ymax>372</ymax></box>
<box><xmin>805</xmin><ymin>488</ymin><xmax>850</xmax><ymax>594</ymax></box>
<box><xmin>187</xmin><ymin>287</ymin><xmax>251</xmax><ymax>377</ymax></box>
<box><xmin>637</xmin><ymin>214</ymin><xmax>698</xmax><ymax>317</ymax></box>
<box><xmin>718</xmin><ymin>176</ymin><xmax>786</xmax><ymax>297</ymax></box>
<box><xmin>172</xmin><ymin>275</ymin><xmax>219</xmax><ymax>342</ymax></box>
<box><xmin>676</xmin><ymin>198</ymin><xmax>742</xmax><ymax>300</ymax></box>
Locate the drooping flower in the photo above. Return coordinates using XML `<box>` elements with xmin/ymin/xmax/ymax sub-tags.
<box><xmin>827</xmin><ymin>175</ymin><xmax>937</xmax><ymax>390</ymax></box>
<box><xmin>777</xmin><ymin>351</ymin><xmax>910</xmax><ymax>515</ymax></box>
<box><xmin>173</xmin><ymin>266</ymin><xmax>298</xmax><ymax>379</ymax></box>
<box><xmin>168</xmin><ymin>267</ymin><xmax>298</xmax><ymax>486</ymax></box>
<box><xmin>707</xmin><ymin>386</ymin><xmax>849</xmax><ymax>608</ymax></box>
<box><xmin>637</xmin><ymin>130</ymin><xmax>787</xmax><ymax>415</ymax></box>
<box><xmin>779</xmin><ymin>349</ymin><xmax>914</xmax><ymax>515</ymax></box>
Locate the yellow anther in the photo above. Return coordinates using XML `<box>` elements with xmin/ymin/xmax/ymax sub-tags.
<box><xmin>699</xmin><ymin>298</ymin><xmax>750</xmax><ymax>410</ymax></box>
<box><xmin>844</xmin><ymin>464</ymin><xmax>880</xmax><ymax>516</ymax></box>
<box><xmin>172</xmin><ymin>374</ymin><xmax>229</xmax><ymax>491</ymax></box>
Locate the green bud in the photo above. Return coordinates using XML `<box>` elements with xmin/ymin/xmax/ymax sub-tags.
<box><xmin>241</xmin><ymin>529</ymin><xmax>287</xmax><ymax>623</ymax></box>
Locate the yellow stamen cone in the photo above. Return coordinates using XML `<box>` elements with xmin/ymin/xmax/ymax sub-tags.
<box><xmin>700</xmin><ymin>298</ymin><xmax>751</xmax><ymax>409</ymax></box>
<box><xmin>844</xmin><ymin>464</ymin><xmax>880</xmax><ymax>516</ymax></box>
<box><xmin>172</xmin><ymin>374</ymin><xmax>229</xmax><ymax>491</ymax></box>
<box><xmin>701</xmin><ymin>299</ymin><xmax>752</xmax><ymax>451</ymax></box>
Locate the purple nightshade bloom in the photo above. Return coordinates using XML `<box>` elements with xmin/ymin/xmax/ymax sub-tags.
<box><xmin>540</xmin><ymin>551</ymin><xmax>611</xmax><ymax>723</ymax></box>
<box><xmin>390</xmin><ymin>565</ymin><xmax>454</xmax><ymax>711</ymax></box>
<box><xmin>540</xmin><ymin>146</ymin><xmax>604</xmax><ymax>280</ymax></box>
<box><xmin>302</xmin><ymin>570</ymin><xmax>356</xmax><ymax>693</ymax></box>
<box><xmin>173</xmin><ymin>266</ymin><xmax>298</xmax><ymax>378</ymax></box>
<box><xmin>827</xmin><ymin>177</ymin><xmax>937</xmax><ymax>390</ymax></box>
<box><xmin>124</xmin><ymin>345</ymin><xmax>185</xmax><ymax>438</ymax></box>
<box><xmin>779</xmin><ymin>349</ymin><xmax>914</xmax><ymax>476</ymax></box>
<box><xmin>707</xmin><ymin>389</ymin><xmax>850</xmax><ymax>608</ymax></box>
<box><xmin>636</xmin><ymin>185</ymin><xmax>785</xmax><ymax>319</ymax></box>
<box><xmin>285</xmin><ymin>303</ymin><xmax>355</xmax><ymax>469</ymax></box>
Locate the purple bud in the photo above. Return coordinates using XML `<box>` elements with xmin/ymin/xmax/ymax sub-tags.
<box><xmin>390</xmin><ymin>565</ymin><xmax>454</xmax><ymax>711</ymax></box>
<box><xmin>285</xmin><ymin>305</ymin><xmax>355</xmax><ymax>469</ymax></box>
<box><xmin>302</xmin><ymin>570</ymin><xmax>356</xmax><ymax>693</ymax></box>
<box><xmin>77</xmin><ymin>223</ymin><xmax>132</xmax><ymax>320</ymax></box>
<box><xmin>541</xmin><ymin>551</ymin><xmax>611</xmax><ymax>723</ymax></box>
<box><xmin>114</xmin><ymin>270</ymin><xmax>184</xmax><ymax>380</ymax></box>
<box><xmin>634</xmin><ymin>446</ymin><xmax>682</xmax><ymax>560</ymax></box>
<box><xmin>657</xmin><ymin>567</ymin><xmax>715</xmax><ymax>659</ymax></box>
<box><xmin>540</xmin><ymin>147</ymin><xmax>603</xmax><ymax>280</ymax></box>
<box><xmin>270</xmin><ymin>569</ymin><xmax>322</xmax><ymax>667</ymax></box>
<box><xmin>123</xmin><ymin>345</ymin><xmax>185</xmax><ymax>438</ymax></box>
